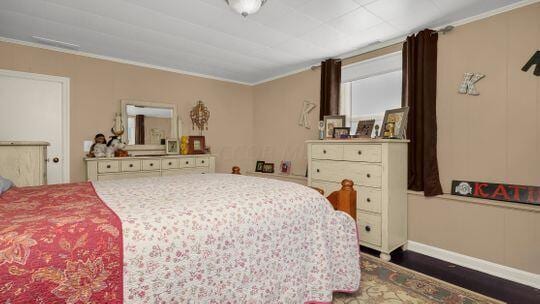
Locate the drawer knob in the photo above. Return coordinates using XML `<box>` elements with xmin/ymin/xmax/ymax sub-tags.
<box><xmin>202</xmin><ymin>160</ymin><xmax>205</xmax><ymax>164</ymax></box>
<box><xmin>358</xmin><ymin>150</ymin><xmax>362</xmax><ymax>155</ymax></box>
<box><xmin>323</xmin><ymin>150</ymin><xmax>327</xmax><ymax>154</ymax></box>
<box><xmin>168</xmin><ymin>162</ymin><xmax>172</xmax><ymax>165</ymax></box>
<box><xmin>106</xmin><ymin>165</ymin><xmax>111</xmax><ymax>169</ymax></box>
<box><xmin>316</xmin><ymin>169</ymin><xmax>320</xmax><ymax>173</ymax></box>
<box><xmin>366</xmin><ymin>198</ymin><xmax>371</xmax><ymax>203</ymax></box>
<box><xmin>365</xmin><ymin>225</ymin><xmax>371</xmax><ymax>232</ymax></box>
<box><xmin>366</xmin><ymin>173</ymin><xmax>371</xmax><ymax>178</ymax></box>
<box><xmin>186</xmin><ymin>161</ymin><xmax>189</xmax><ymax>164</ymax></box>
<box><xmin>150</xmin><ymin>163</ymin><xmax>154</xmax><ymax>167</ymax></box>
<box><xmin>129</xmin><ymin>164</ymin><xmax>133</xmax><ymax>168</ymax></box>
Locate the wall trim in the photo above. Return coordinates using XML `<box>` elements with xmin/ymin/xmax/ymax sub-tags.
<box><xmin>0</xmin><ymin>36</ymin><xmax>251</xmax><ymax>86</ymax></box>
<box><xmin>407</xmin><ymin>241</ymin><xmax>540</xmax><ymax>289</ymax></box>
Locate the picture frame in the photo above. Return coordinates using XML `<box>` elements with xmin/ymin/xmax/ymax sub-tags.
<box><xmin>255</xmin><ymin>161</ymin><xmax>265</xmax><ymax>172</ymax></box>
<box><xmin>333</xmin><ymin>127</ymin><xmax>351</xmax><ymax>139</ymax></box>
<box><xmin>323</xmin><ymin>115</ymin><xmax>346</xmax><ymax>139</ymax></box>
<box><xmin>165</xmin><ymin>138</ymin><xmax>180</xmax><ymax>154</ymax></box>
<box><xmin>280</xmin><ymin>161</ymin><xmax>291</xmax><ymax>175</ymax></box>
<box><xmin>188</xmin><ymin>136</ymin><xmax>206</xmax><ymax>154</ymax></box>
<box><xmin>262</xmin><ymin>163</ymin><xmax>275</xmax><ymax>173</ymax></box>
<box><xmin>381</xmin><ymin>107</ymin><xmax>409</xmax><ymax>139</ymax></box>
<box><xmin>355</xmin><ymin>119</ymin><xmax>375</xmax><ymax>138</ymax></box>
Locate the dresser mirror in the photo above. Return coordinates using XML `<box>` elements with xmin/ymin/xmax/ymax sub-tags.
<box><xmin>121</xmin><ymin>100</ymin><xmax>178</xmax><ymax>151</ymax></box>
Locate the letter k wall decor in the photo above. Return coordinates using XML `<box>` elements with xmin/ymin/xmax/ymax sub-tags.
<box><xmin>458</xmin><ymin>72</ymin><xmax>485</xmax><ymax>96</ymax></box>
<box><xmin>522</xmin><ymin>50</ymin><xmax>540</xmax><ymax>76</ymax></box>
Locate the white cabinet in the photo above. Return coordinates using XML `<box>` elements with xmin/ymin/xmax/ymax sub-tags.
<box><xmin>85</xmin><ymin>155</ymin><xmax>216</xmax><ymax>181</ymax></box>
<box><xmin>307</xmin><ymin>139</ymin><xmax>408</xmax><ymax>261</ymax></box>
<box><xmin>0</xmin><ymin>141</ymin><xmax>49</xmax><ymax>186</ymax></box>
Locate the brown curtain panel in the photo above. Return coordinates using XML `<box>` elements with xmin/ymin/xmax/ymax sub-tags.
<box><xmin>402</xmin><ymin>29</ymin><xmax>443</xmax><ymax>197</ymax></box>
<box><xmin>135</xmin><ymin>115</ymin><xmax>145</xmax><ymax>145</ymax></box>
<box><xmin>319</xmin><ymin>59</ymin><xmax>342</xmax><ymax>120</ymax></box>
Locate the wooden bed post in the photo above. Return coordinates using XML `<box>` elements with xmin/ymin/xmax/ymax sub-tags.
<box><xmin>326</xmin><ymin>180</ymin><xmax>357</xmax><ymax>221</ymax></box>
<box><xmin>230</xmin><ymin>167</ymin><xmax>356</xmax><ymax>220</ymax></box>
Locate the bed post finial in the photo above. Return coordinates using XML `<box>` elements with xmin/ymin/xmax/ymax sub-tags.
<box><xmin>326</xmin><ymin>179</ymin><xmax>357</xmax><ymax>220</ymax></box>
<box><xmin>232</xmin><ymin>166</ymin><xmax>241</xmax><ymax>175</ymax></box>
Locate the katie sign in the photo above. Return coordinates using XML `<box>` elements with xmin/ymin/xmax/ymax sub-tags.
<box><xmin>452</xmin><ymin>180</ymin><xmax>539</xmax><ymax>206</ymax></box>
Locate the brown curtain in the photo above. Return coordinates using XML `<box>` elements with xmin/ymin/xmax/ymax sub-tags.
<box><xmin>319</xmin><ymin>59</ymin><xmax>341</xmax><ymax>120</ymax></box>
<box><xmin>135</xmin><ymin>115</ymin><xmax>145</xmax><ymax>145</ymax></box>
<box><xmin>402</xmin><ymin>29</ymin><xmax>443</xmax><ymax>197</ymax></box>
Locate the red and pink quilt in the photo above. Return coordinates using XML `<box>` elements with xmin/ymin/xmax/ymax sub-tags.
<box><xmin>0</xmin><ymin>183</ymin><xmax>122</xmax><ymax>303</ymax></box>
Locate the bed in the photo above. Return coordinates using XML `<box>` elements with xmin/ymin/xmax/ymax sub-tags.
<box><xmin>0</xmin><ymin>169</ymin><xmax>360</xmax><ymax>303</ymax></box>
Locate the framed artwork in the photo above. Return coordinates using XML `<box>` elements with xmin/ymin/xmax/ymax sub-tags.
<box><xmin>262</xmin><ymin>163</ymin><xmax>275</xmax><ymax>173</ymax></box>
<box><xmin>188</xmin><ymin>136</ymin><xmax>206</xmax><ymax>154</ymax></box>
<box><xmin>255</xmin><ymin>161</ymin><xmax>265</xmax><ymax>172</ymax></box>
<box><xmin>355</xmin><ymin>119</ymin><xmax>375</xmax><ymax>138</ymax></box>
<box><xmin>381</xmin><ymin>107</ymin><xmax>409</xmax><ymax>139</ymax></box>
<box><xmin>333</xmin><ymin>127</ymin><xmax>350</xmax><ymax>139</ymax></box>
<box><xmin>280</xmin><ymin>161</ymin><xmax>291</xmax><ymax>175</ymax></box>
<box><xmin>165</xmin><ymin>139</ymin><xmax>180</xmax><ymax>154</ymax></box>
<box><xmin>323</xmin><ymin>115</ymin><xmax>346</xmax><ymax>139</ymax></box>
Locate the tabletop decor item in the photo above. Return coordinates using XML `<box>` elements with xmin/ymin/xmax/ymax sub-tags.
<box><xmin>165</xmin><ymin>139</ymin><xmax>180</xmax><ymax>154</ymax></box>
<box><xmin>458</xmin><ymin>72</ymin><xmax>485</xmax><ymax>95</ymax></box>
<box><xmin>188</xmin><ymin>136</ymin><xmax>206</xmax><ymax>154</ymax></box>
<box><xmin>333</xmin><ymin>127</ymin><xmax>350</xmax><ymax>139</ymax></box>
<box><xmin>318</xmin><ymin>121</ymin><xmax>325</xmax><ymax>140</ymax></box>
<box><xmin>190</xmin><ymin>100</ymin><xmax>210</xmax><ymax>135</ymax></box>
<box><xmin>180</xmin><ymin>136</ymin><xmax>189</xmax><ymax>155</ymax></box>
<box><xmin>255</xmin><ymin>161</ymin><xmax>265</xmax><ymax>172</ymax></box>
<box><xmin>355</xmin><ymin>119</ymin><xmax>375</xmax><ymax>138</ymax></box>
<box><xmin>452</xmin><ymin>180</ymin><xmax>539</xmax><ymax>206</ymax></box>
<box><xmin>111</xmin><ymin>112</ymin><xmax>125</xmax><ymax>137</ymax></box>
<box><xmin>323</xmin><ymin>115</ymin><xmax>346</xmax><ymax>139</ymax></box>
<box><xmin>381</xmin><ymin>107</ymin><xmax>409</xmax><ymax>139</ymax></box>
<box><xmin>262</xmin><ymin>163</ymin><xmax>275</xmax><ymax>173</ymax></box>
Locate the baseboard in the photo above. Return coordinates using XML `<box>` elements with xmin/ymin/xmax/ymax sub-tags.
<box><xmin>407</xmin><ymin>241</ymin><xmax>540</xmax><ymax>289</ymax></box>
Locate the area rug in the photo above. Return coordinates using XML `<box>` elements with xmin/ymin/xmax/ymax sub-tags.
<box><xmin>333</xmin><ymin>253</ymin><xmax>504</xmax><ymax>304</ymax></box>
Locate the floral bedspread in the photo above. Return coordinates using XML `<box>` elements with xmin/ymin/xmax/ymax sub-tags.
<box><xmin>0</xmin><ymin>183</ymin><xmax>123</xmax><ymax>303</ymax></box>
<box><xmin>93</xmin><ymin>174</ymin><xmax>360</xmax><ymax>304</ymax></box>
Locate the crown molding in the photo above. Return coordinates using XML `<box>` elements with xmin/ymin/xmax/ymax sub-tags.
<box><xmin>0</xmin><ymin>36</ymin><xmax>251</xmax><ymax>86</ymax></box>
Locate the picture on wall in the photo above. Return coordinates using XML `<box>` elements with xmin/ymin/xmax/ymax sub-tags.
<box><xmin>262</xmin><ymin>163</ymin><xmax>275</xmax><ymax>173</ymax></box>
<box><xmin>280</xmin><ymin>161</ymin><xmax>291</xmax><ymax>175</ymax></box>
<box><xmin>381</xmin><ymin>107</ymin><xmax>409</xmax><ymax>139</ymax></box>
<box><xmin>323</xmin><ymin>115</ymin><xmax>346</xmax><ymax>139</ymax></box>
<box><xmin>255</xmin><ymin>161</ymin><xmax>265</xmax><ymax>172</ymax></box>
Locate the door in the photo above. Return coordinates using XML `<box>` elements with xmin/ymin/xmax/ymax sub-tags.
<box><xmin>0</xmin><ymin>69</ymin><xmax>69</xmax><ymax>184</ymax></box>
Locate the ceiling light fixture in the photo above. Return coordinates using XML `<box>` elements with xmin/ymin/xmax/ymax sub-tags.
<box><xmin>225</xmin><ymin>0</ymin><xmax>267</xmax><ymax>17</ymax></box>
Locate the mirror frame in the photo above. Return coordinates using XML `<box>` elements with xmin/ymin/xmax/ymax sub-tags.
<box><xmin>121</xmin><ymin>99</ymin><xmax>178</xmax><ymax>151</ymax></box>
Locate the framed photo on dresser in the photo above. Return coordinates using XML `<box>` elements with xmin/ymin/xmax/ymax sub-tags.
<box><xmin>323</xmin><ymin>115</ymin><xmax>346</xmax><ymax>139</ymax></box>
<box><xmin>188</xmin><ymin>136</ymin><xmax>206</xmax><ymax>154</ymax></box>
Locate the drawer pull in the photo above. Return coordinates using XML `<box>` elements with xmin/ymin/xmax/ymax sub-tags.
<box><xmin>106</xmin><ymin>165</ymin><xmax>111</xmax><ymax>169</ymax></box>
<box><xmin>366</xmin><ymin>198</ymin><xmax>371</xmax><ymax>203</ymax></box>
<box><xmin>129</xmin><ymin>164</ymin><xmax>133</xmax><ymax>168</ymax></box>
<box><xmin>365</xmin><ymin>225</ymin><xmax>371</xmax><ymax>232</ymax></box>
<box><xmin>358</xmin><ymin>150</ymin><xmax>362</xmax><ymax>155</ymax></box>
<box><xmin>150</xmin><ymin>163</ymin><xmax>154</xmax><ymax>167</ymax></box>
<box><xmin>323</xmin><ymin>150</ymin><xmax>327</xmax><ymax>154</ymax></box>
<box><xmin>316</xmin><ymin>169</ymin><xmax>320</xmax><ymax>173</ymax></box>
<box><xmin>366</xmin><ymin>173</ymin><xmax>371</xmax><ymax>178</ymax></box>
<box><xmin>168</xmin><ymin>162</ymin><xmax>172</xmax><ymax>166</ymax></box>
<box><xmin>186</xmin><ymin>161</ymin><xmax>189</xmax><ymax>164</ymax></box>
<box><xmin>202</xmin><ymin>160</ymin><xmax>205</xmax><ymax>164</ymax></box>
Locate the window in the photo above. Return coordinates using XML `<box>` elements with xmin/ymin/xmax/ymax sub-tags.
<box><xmin>340</xmin><ymin>52</ymin><xmax>402</xmax><ymax>135</ymax></box>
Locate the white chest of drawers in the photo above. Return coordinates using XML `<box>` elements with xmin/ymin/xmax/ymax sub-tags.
<box><xmin>85</xmin><ymin>155</ymin><xmax>216</xmax><ymax>181</ymax></box>
<box><xmin>0</xmin><ymin>141</ymin><xmax>49</xmax><ymax>186</ymax></box>
<box><xmin>307</xmin><ymin>139</ymin><xmax>408</xmax><ymax>261</ymax></box>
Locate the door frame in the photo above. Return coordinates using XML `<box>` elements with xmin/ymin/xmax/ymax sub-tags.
<box><xmin>0</xmin><ymin>69</ymin><xmax>70</xmax><ymax>183</ymax></box>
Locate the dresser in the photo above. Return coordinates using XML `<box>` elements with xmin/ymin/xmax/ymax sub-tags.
<box><xmin>307</xmin><ymin>139</ymin><xmax>408</xmax><ymax>261</ymax></box>
<box><xmin>0</xmin><ymin>141</ymin><xmax>49</xmax><ymax>186</ymax></box>
<box><xmin>85</xmin><ymin>155</ymin><xmax>216</xmax><ymax>181</ymax></box>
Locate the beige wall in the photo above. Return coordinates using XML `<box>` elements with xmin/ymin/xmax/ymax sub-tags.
<box><xmin>0</xmin><ymin>42</ymin><xmax>254</xmax><ymax>181</ymax></box>
<box><xmin>252</xmin><ymin>3</ymin><xmax>540</xmax><ymax>274</ymax></box>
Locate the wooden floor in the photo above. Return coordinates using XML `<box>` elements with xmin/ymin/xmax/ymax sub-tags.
<box><xmin>360</xmin><ymin>246</ymin><xmax>540</xmax><ymax>304</ymax></box>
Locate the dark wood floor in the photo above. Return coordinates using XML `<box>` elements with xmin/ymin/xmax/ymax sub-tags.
<box><xmin>360</xmin><ymin>246</ymin><xmax>540</xmax><ymax>304</ymax></box>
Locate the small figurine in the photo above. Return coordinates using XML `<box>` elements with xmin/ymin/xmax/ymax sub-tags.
<box><xmin>318</xmin><ymin>121</ymin><xmax>325</xmax><ymax>140</ymax></box>
<box><xmin>88</xmin><ymin>133</ymin><xmax>107</xmax><ymax>158</ymax></box>
<box><xmin>107</xmin><ymin>136</ymin><xmax>128</xmax><ymax>157</ymax></box>
<box><xmin>373</xmin><ymin>124</ymin><xmax>380</xmax><ymax>138</ymax></box>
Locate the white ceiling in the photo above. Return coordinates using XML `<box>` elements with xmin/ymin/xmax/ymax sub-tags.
<box><xmin>0</xmin><ymin>0</ymin><xmax>526</xmax><ymax>84</ymax></box>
